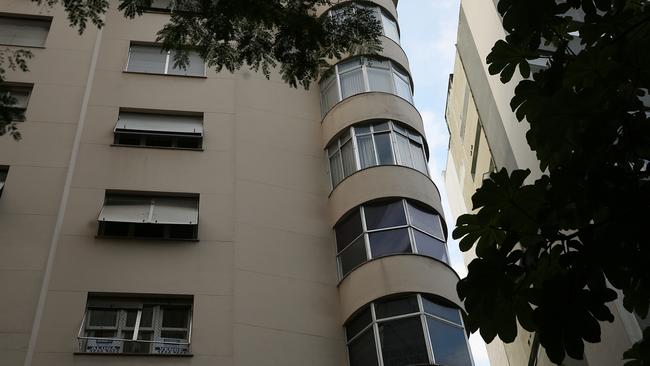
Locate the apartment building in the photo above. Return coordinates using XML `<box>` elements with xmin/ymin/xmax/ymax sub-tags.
<box><xmin>0</xmin><ymin>0</ymin><xmax>474</xmax><ymax>365</ymax></box>
<box><xmin>443</xmin><ymin>1</ymin><xmax>647</xmax><ymax>365</ymax></box>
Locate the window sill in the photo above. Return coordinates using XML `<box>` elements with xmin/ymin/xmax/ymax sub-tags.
<box><xmin>110</xmin><ymin>144</ymin><xmax>204</xmax><ymax>152</ymax></box>
<box><xmin>0</xmin><ymin>43</ymin><xmax>46</xmax><ymax>49</ymax></box>
<box><xmin>95</xmin><ymin>235</ymin><xmax>200</xmax><ymax>242</ymax></box>
<box><xmin>123</xmin><ymin>71</ymin><xmax>207</xmax><ymax>79</ymax></box>
<box><xmin>74</xmin><ymin>352</ymin><xmax>193</xmax><ymax>357</ymax></box>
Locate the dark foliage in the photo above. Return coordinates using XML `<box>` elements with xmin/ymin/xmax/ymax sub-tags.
<box><xmin>1</xmin><ymin>0</ymin><xmax>382</xmax><ymax>138</ymax></box>
<box><xmin>454</xmin><ymin>0</ymin><xmax>650</xmax><ymax>364</ymax></box>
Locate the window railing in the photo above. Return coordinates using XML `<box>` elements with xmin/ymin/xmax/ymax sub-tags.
<box><xmin>327</xmin><ymin>120</ymin><xmax>429</xmax><ymax>189</ymax></box>
<box><xmin>320</xmin><ymin>56</ymin><xmax>413</xmax><ymax>116</ymax></box>
<box><xmin>76</xmin><ymin>296</ymin><xmax>193</xmax><ymax>355</ymax></box>
<box><xmin>335</xmin><ymin>198</ymin><xmax>448</xmax><ymax>278</ymax></box>
<box><xmin>77</xmin><ymin>336</ymin><xmax>191</xmax><ymax>355</ymax></box>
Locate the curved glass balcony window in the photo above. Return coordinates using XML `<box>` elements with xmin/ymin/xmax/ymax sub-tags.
<box><xmin>327</xmin><ymin>120</ymin><xmax>428</xmax><ymax>188</ymax></box>
<box><xmin>320</xmin><ymin>57</ymin><xmax>413</xmax><ymax>115</ymax></box>
<box><xmin>329</xmin><ymin>3</ymin><xmax>400</xmax><ymax>44</ymax></box>
<box><xmin>335</xmin><ymin>198</ymin><xmax>447</xmax><ymax>278</ymax></box>
<box><xmin>346</xmin><ymin>293</ymin><xmax>473</xmax><ymax>366</ymax></box>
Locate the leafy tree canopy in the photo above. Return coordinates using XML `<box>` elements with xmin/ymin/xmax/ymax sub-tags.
<box><xmin>454</xmin><ymin>0</ymin><xmax>650</xmax><ymax>364</ymax></box>
<box><xmin>1</xmin><ymin>0</ymin><xmax>383</xmax><ymax>139</ymax></box>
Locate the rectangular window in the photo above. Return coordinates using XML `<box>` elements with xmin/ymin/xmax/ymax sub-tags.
<box><xmin>97</xmin><ymin>192</ymin><xmax>199</xmax><ymax>240</ymax></box>
<box><xmin>79</xmin><ymin>295</ymin><xmax>192</xmax><ymax>355</ymax></box>
<box><xmin>459</xmin><ymin>83</ymin><xmax>470</xmax><ymax>142</ymax></box>
<box><xmin>147</xmin><ymin>0</ymin><xmax>173</xmax><ymax>11</ymax></box>
<box><xmin>0</xmin><ymin>166</ymin><xmax>8</xmax><ymax>197</ymax></box>
<box><xmin>0</xmin><ymin>15</ymin><xmax>51</xmax><ymax>47</ymax></box>
<box><xmin>470</xmin><ymin>119</ymin><xmax>482</xmax><ymax>180</ymax></box>
<box><xmin>114</xmin><ymin>111</ymin><xmax>203</xmax><ymax>149</ymax></box>
<box><xmin>126</xmin><ymin>43</ymin><xmax>205</xmax><ymax>77</ymax></box>
<box><xmin>0</xmin><ymin>84</ymin><xmax>33</xmax><ymax>121</ymax></box>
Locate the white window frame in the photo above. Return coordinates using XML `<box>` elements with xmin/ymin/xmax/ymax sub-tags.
<box><xmin>320</xmin><ymin>56</ymin><xmax>413</xmax><ymax>116</ymax></box>
<box><xmin>345</xmin><ymin>294</ymin><xmax>474</xmax><ymax>366</ymax></box>
<box><xmin>126</xmin><ymin>43</ymin><xmax>207</xmax><ymax>77</ymax></box>
<box><xmin>78</xmin><ymin>298</ymin><xmax>193</xmax><ymax>355</ymax></box>
<box><xmin>326</xmin><ymin>121</ymin><xmax>429</xmax><ymax>190</ymax></box>
<box><xmin>335</xmin><ymin>198</ymin><xmax>448</xmax><ymax>278</ymax></box>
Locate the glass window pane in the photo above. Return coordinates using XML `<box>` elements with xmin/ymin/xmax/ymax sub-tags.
<box><xmin>168</xmin><ymin>50</ymin><xmax>204</xmax><ymax>76</ymax></box>
<box><xmin>364</xmin><ymin>200</ymin><xmax>406</xmax><ymax>230</ymax></box>
<box><xmin>338</xmin><ymin>58</ymin><xmax>364</xmax><ymax>73</ymax></box>
<box><xmin>330</xmin><ymin>152</ymin><xmax>344</xmax><ymax>187</ymax></box>
<box><xmin>321</xmin><ymin>75</ymin><xmax>339</xmax><ymax>113</ymax></box>
<box><xmin>427</xmin><ymin>317</ymin><xmax>473</xmax><ymax>366</ymax></box>
<box><xmin>411</xmin><ymin>141</ymin><xmax>428</xmax><ymax>174</ymax></box>
<box><xmin>335</xmin><ymin>210</ymin><xmax>363</xmax><ymax>251</ymax></box>
<box><xmin>422</xmin><ymin>297</ymin><xmax>462</xmax><ymax>325</ymax></box>
<box><xmin>381</xmin><ymin>12</ymin><xmax>400</xmax><ymax>43</ymax></box>
<box><xmin>413</xmin><ymin>230</ymin><xmax>448</xmax><ymax>263</ymax></box>
<box><xmin>348</xmin><ymin>328</ymin><xmax>379</xmax><ymax>366</ymax></box>
<box><xmin>125</xmin><ymin>310</ymin><xmax>138</xmax><ymax>327</ymax></box>
<box><xmin>162</xmin><ymin>307</ymin><xmax>188</xmax><ymax>328</ymax></box>
<box><xmin>379</xmin><ymin>317</ymin><xmax>429</xmax><ymax>366</ymax></box>
<box><xmin>341</xmin><ymin>139</ymin><xmax>357</xmax><ymax>176</ymax></box>
<box><xmin>140</xmin><ymin>306</ymin><xmax>154</xmax><ymax>327</ymax></box>
<box><xmin>374</xmin><ymin>133</ymin><xmax>395</xmax><ymax>165</ymax></box>
<box><xmin>407</xmin><ymin>202</ymin><xmax>444</xmax><ymax>239</ymax></box>
<box><xmin>128</xmin><ymin>45</ymin><xmax>167</xmax><ymax>74</ymax></box>
<box><xmin>367</xmin><ymin>67</ymin><xmax>393</xmax><ymax>93</ymax></box>
<box><xmin>395</xmin><ymin>133</ymin><xmax>413</xmax><ymax>168</ymax></box>
<box><xmin>339</xmin><ymin>236</ymin><xmax>368</xmax><ymax>276</ymax></box>
<box><xmin>355</xmin><ymin>125</ymin><xmax>371</xmax><ymax>135</ymax></box>
<box><xmin>375</xmin><ymin>295</ymin><xmax>419</xmax><ymax>319</ymax></box>
<box><xmin>89</xmin><ymin>309</ymin><xmax>118</xmax><ymax>327</ymax></box>
<box><xmin>373</xmin><ymin>121</ymin><xmax>390</xmax><ymax>132</ymax></box>
<box><xmin>393</xmin><ymin>72</ymin><xmax>412</xmax><ymax>102</ymax></box>
<box><xmin>368</xmin><ymin>228</ymin><xmax>411</xmax><ymax>258</ymax></box>
<box><xmin>357</xmin><ymin>134</ymin><xmax>377</xmax><ymax>169</ymax></box>
<box><xmin>340</xmin><ymin>68</ymin><xmax>366</xmax><ymax>99</ymax></box>
<box><xmin>346</xmin><ymin>306</ymin><xmax>373</xmax><ymax>341</ymax></box>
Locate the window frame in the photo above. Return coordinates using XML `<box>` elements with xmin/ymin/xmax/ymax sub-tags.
<box><xmin>345</xmin><ymin>294</ymin><xmax>474</xmax><ymax>366</ymax></box>
<box><xmin>335</xmin><ymin>198</ymin><xmax>448</xmax><ymax>278</ymax></box>
<box><xmin>0</xmin><ymin>14</ymin><xmax>52</xmax><ymax>48</ymax></box>
<box><xmin>125</xmin><ymin>43</ymin><xmax>207</xmax><ymax>77</ymax></box>
<box><xmin>78</xmin><ymin>296</ymin><xmax>193</xmax><ymax>355</ymax></box>
<box><xmin>0</xmin><ymin>83</ymin><xmax>33</xmax><ymax>121</ymax></box>
<box><xmin>97</xmin><ymin>192</ymin><xmax>200</xmax><ymax>241</ymax></box>
<box><xmin>0</xmin><ymin>166</ymin><xmax>8</xmax><ymax>198</ymax></box>
<box><xmin>326</xmin><ymin>120</ymin><xmax>429</xmax><ymax>189</ymax></box>
<box><xmin>112</xmin><ymin>110</ymin><xmax>204</xmax><ymax>150</ymax></box>
<box><xmin>320</xmin><ymin>56</ymin><xmax>414</xmax><ymax>116</ymax></box>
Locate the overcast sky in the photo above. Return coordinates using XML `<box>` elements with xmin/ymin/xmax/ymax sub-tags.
<box><xmin>396</xmin><ymin>1</ymin><xmax>492</xmax><ymax>365</ymax></box>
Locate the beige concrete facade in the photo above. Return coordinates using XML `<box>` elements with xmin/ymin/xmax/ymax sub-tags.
<box><xmin>0</xmin><ymin>0</ymin><xmax>470</xmax><ymax>366</ymax></box>
<box><xmin>443</xmin><ymin>1</ymin><xmax>645</xmax><ymax>365</ymax></box>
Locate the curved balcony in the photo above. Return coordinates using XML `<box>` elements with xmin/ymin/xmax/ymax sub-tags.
<box><xmin>342</xmin><ymin>292</ymin><xmax>473</xmax><ymax>366</ymax></box>
<box><xmin>321</xmin><ymin>92</ymin><xmax>423</xmax><ymax>148</ymax></box>
<box><xmin>328</xmin><ymin>165</ymin><xmax>443</xmax><ymax>226</ymax></box>
<box><xmin>316</xmin><ymin>0</ymin><xmax>398</xmax><ymax>21</ymax></box>
<box><xmin>326</xmin><ymin>120</ymin><xmax>429</xmax><ymax>190</ymax></box>
<box><xmin>338</xmin><ymin>255</ymin><xmax>462</xmax><ymax>322</ymax></box>
<box><xmin>320</xmin><ymin>56</ymin><xmax>414</xmax><ymax>118</ymax></box>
